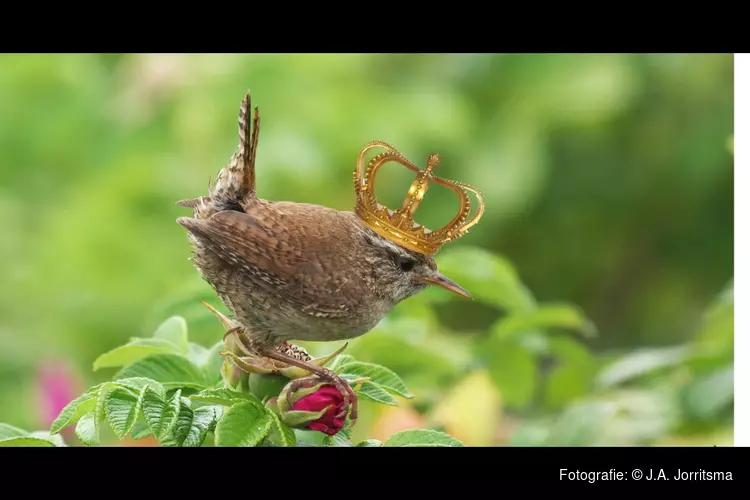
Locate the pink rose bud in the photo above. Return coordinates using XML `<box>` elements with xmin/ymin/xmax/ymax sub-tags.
<box><xmin>277</xmin><ymin>380</ymin><xmax>350</xmax><ymax>436</ymax></box>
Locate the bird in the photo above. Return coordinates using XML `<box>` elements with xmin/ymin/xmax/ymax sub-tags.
<box><xmin>176</xmin><ymin>91</ymin><xmax>485</xmax><ymax>424</ymax></box>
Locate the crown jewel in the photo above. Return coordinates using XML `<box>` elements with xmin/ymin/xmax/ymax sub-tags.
<box><xmin>353</xmin><ymin>141</ymin><xmax>485</xmax><ymax>256</ymax></box>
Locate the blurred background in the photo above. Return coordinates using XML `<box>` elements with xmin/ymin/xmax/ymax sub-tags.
<box><xmin>0</xmin><ymin>53</ymin><xmax>734</xmax><ymax>446</ymax></box>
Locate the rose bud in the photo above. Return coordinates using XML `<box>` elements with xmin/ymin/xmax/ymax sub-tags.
<box><xmin>276</xmin><ymin>379</ymin><xmax>351</xmax><ymax>436</ymax></box>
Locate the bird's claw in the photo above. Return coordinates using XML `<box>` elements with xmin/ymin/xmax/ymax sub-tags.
<box><xmin>320</xmin><ymin>368</ymin><xmax>358</xmax><ymax>426</ymax></box>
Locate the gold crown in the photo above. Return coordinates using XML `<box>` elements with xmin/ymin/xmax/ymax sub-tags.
<box><xmin>353</xmin><ymin>141</ymin><xmax>485</xmax><ymax>256</ymax></box>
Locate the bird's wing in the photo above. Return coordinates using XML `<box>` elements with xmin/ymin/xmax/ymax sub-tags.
<box><xmin>180</xmin><ymin>208</ymin><xmax>359</xmax><ymax>319</ymax></box>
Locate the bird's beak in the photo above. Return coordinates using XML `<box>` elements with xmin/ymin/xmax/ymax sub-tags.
<box><xmin>418</xmin><ymin>273</ymin><xmax>472</xmax><ymax>299</ymax></box>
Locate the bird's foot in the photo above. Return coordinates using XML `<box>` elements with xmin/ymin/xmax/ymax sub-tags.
<box><xmin>262</xmin><ymin>348</ymin><xmax>358</xmax><ymax>426</ymax></box>
<box><xmin>221</xmin><ymin>327</ymin><xmax>357</xmax><ymax>427</ymax></box>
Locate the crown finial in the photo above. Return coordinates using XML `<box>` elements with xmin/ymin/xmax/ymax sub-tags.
<box><xmin>353</xmin><ymin>141</ymin><xmax>485</xmax><ymax>256</ymax></box>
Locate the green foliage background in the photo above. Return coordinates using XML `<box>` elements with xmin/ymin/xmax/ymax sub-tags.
<box><xmin>0</xmin><ymin>53</ymin><xmax>733</xmax><ymax>446</ymax></box>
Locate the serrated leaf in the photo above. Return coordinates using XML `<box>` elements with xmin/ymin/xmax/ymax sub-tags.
<box><xmin>384</xmin><ymin>429</ymin><xmax>464</xmax><ymax>447</ymax></box>
<box><xmin>153</xmin><ymin>315</ymin><xmax>189</xmax><ymax>354</ymax></box>
<box><xmin>189</xmin><ymin>387</ymin><xmax>263</xmax><ymax>407</ymax></box>
<box><xmin>0</xmin><ymin>427</ymin><xmax>63</xmax><ymax>447</ymax></box>
<box><xmin>480</xmin><ymin>337</ymin><xmax>537</xmax><ymax>408</ymax></box>
<box><xmin>93</xmin><ymin>338</ymin><xmax>180</xmax><ymax>371</ymax></box>
<box><xmin>94</xmin><ymin>383</ymin><xmax>115</xmax><ymax>439</ymax></box>
<box><xmin>50</xmin><ymin>391</ymin><xmax>98</xmax><ymax>434</ymax></box>
<box><xmin>323</xmin><ymin>432</ymin><xmax>352</xmax><ymax>447</ymax></box>
<box><xmin>0</xmin><ymin>423</ymin><xmax>28</xmax><ymax>440</ymax></box>
<box><xmin>266</xmin><ymin>410</ymin><xmax>296</xmax><ymax>447</ymax></box>
<box><xmin>130</xmin><ymin>420</ymin><xmax>152</xmax><ymax>440</ymax></box>
<box><xmin>142</xmin><ymin>387</ymin><xmax>182</xmax><ymax>440</ymax></box>
<box><xmin>492</xmin><ymin>303</ymin><xmax>597</xmax><ymax>338</ymax></box>
<box><xmin>215</xmin><ymin>402</ymin><xmax>273</xmax><ymax>447</ymax></box>
<box><xmin>329</xmin><ymin>354</ymin><xmax>356</xmax><ymax>373</ymax></box>
<box><xmin>356</xmin><ymin>439</ymin><xmax>382</xmax><ymax>447</ymax></box>
<box><xmin>29</xmin><ymin>431</ymin><xmax>67</xmax><ymax>447</ymax></box>
<box><xmin>114</xmin><ymin>354</ymin><xmax>207</xmax><ymax>390</ymax></box>
<box><xmin>162</xmin><ymin>400</ymin><xmax>217</xmax><ymax>447</ymax></box>
<box><xmin>184</xmin><ymin>406</ymin><xmax>219</xmax><ymax>446</ymax></box>
<box><xmin>75</xmin><ymin>412</ymin><xmax>99</xmax><ymax>445</ymax></box>
<box><xmin>0</xmin><ymin>437</ymin><xmax>57</xmax><ymax>447</ymax></box>
<box><xmin>105</xmin><ymin>386</ymin><xmax>146</xmax><ymax>439</ymax></box>
<box><xmin>112</xmin><ymin>377</ymin><xmax>165</xmax><ymax>398</ymax></box>
<box><xmin>337</xmin><ymin>361</ymin><xmax>412</xmax><ymax>398</ymax></box>
<box><xmin>350</xmin><ymin>379</ymin><xmax>399</xmax><ymax>406</ymax></box>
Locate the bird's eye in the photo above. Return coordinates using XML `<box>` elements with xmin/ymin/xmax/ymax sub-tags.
<box><xmin>397</xmin><ymin>256</ymin><xmax>416</xmax><ymax>272</ymax></box>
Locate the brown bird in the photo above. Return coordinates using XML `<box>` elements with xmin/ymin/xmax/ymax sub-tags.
<box><xmin>176</xmin><ymin>92</ymin><xmax>484</xmax><ymax>423</ymax></box>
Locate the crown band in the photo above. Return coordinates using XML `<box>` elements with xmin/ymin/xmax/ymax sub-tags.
<box><xmin>353</xmin><ymin>141</ymin><xmax>485</xmax><ymax>256</ymax></box>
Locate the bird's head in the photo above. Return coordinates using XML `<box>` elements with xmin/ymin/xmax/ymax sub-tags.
<box><xmin>361</xmin><ymin>230</ymin><xmax>471</xmax><ymax>304</ymax></box>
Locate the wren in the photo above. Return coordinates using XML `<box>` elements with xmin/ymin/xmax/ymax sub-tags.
<box><xmin>177</xmin><ymin>92</ymin><xmax>485</xmax><ymax>424</ymax></box>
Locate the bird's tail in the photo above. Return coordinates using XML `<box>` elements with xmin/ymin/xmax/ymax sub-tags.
<box><xmin>177</xmin><ymin>91</ymin><xmax>260</xmax><ymax>218</ymax></box>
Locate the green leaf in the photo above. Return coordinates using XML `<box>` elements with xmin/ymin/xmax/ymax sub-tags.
<box><xmin>112</xmin><ymin>377</ymin><xmax>166</xmax><ymax>398</ymax></box>
<box><xmin>596</xmin><ymin>346</ymin><xmax>691</xmax><ymax>388</ymax></box>
<box><xmin>162</xmin><ymin>400</ymin><xmax>217</xmax><ymax>447</ymax></box>
<box><xmin>384</xmin><ymin>429</ymin><xmax>464</xmax><ymax>447</ymax></box>
<box><xmin>183</xmin><ymin>406</ymin><xmax>219</xmax><ymax>447</ymax></box>
<box><xmin>0</xmin><ymin>437</ymin><xmax>58</xmax><ymax>447</ymax></box>
<box><xmin>356</xmin><ymin>439</ymin><xmax>382</xmax><ymax>447</ymax></box>
<box><xmin>266</xmin><ymin>410</ymin><xmax>296</xmax><ymax>447</ymax></box>
<box><xmin>247</xmin><ymin>373</ymin><xmax>289</xmax><ymax>401</ymax></box>
<box><xmin>323</xmin><ymin>432</ymin><xmax>352</xmax><ymax>447</ymax></box>
<box><xmin>0</xmin><ymin>426</ymin><xmax>62</xmax><ymax>447</ymax></box>
<box><xmin>114</xmin><ymin>354</ymin><xmax>207</xmax><ymax>390</ymax></box>
<box><xmin>293</xmin><ymin>429</ymin><xmax>328</xmax><ymax>446</ymax></box>
<box><xmin>545</xmin><ymin>364</ymin><xmax>592</xmax><ymax>410</ymax></box>
<box><xmin>105</xmin><ymin>386</ymin><xmax>146</xmax><ymax>439</ymax></box>
<box><xmin>130</xmin><ymin>420</ymin><xmax>153</xmax><ymax>440</ymax></box>
<box><xmin>75</xmin><ymin>412</ymin><xmax>99</xmax><ymax>445</ymax></box>
<box><xmin>186</xmin><ymin>342</ymin><xmax>208</xmax><ymax>366</ymax></box>
<box><xmin>544</xmin><ymin>401</ymin><xmax>616</xmax><ymax>446</ymax></box>
<box><xmin>29</xmin><ymin>431</ymin><xmax>67</xmax><ymax>446</ymax></box>
<box><xmin>492</xmin><ymin>303</ymin><xmax>597</xmax><ymax>338</ymax></box>
<box><xmin>50</xmin><ymin>391</ymin><xmax>98</xmax><ymax>434</ymax></box>
<box><xmin>142</xmin><ymin>387</ymin><xmax>182</xmax><ymax>440</ymax></box>
<box><xmin>215</xmin><ymin>402</ymin><xmax>273</xmax><ymax>447</ymax></box>
<box><xmin>200</xmin><ymin>341</ymin><xmax>225</xmax><ymax>386</ymax></box>
<box><xmin>337</xmin><ymin>361</ymin><xmax>412</xmax><ymax>398</ymax></box>
<box><xmin>424</xmin><ymin>246</ymin><xmax>536</xmax><ymax>312</ymax></box>
<box><xmin>543</xmin><ymin>336</ymin><xmax>597</xmax><ymax>409</ymax></box>
<box><xmin>681</xmin><ymin>364</ymin><xmax>734</xmax><ymax>421</ymax></box>
<box><xmin>346</xmin><ymin>334</ymin><xmax>461</xmax><ymax>386</ymax></box>
<box><xmin>697</xmin><ymin>282</ymin><xmax>733</xmax><ymax>355</ymax></box>
<box><xmin>189</xmin><ymin>387</ymin><xmax>263</xmax><ymax>407</ymax></box>
<box><xmin>93</xmin><ymin>338</ymin><xmax>180</xmax><ymax>371</ymax></box>
<box><xmin>94</xmin><ymin>383</ymin><xmax>116</xmax><ymax>439</ymax></box>
<box><xmin>480</xmin><ymin>337</ymin><xmax>537</xmax><ymax>408</ymax></box>
<box><xmin>342</xmin><ymin>377</ymin><xmax>398</xmax><ymax>406</ymax></box>
<box><xmin>0</xmin><ymin>423</ymin><xmax>28</xmax><ymax>440</ymax></box>
<box><xmin>152</xmin><ymin>315</ymin><xmax>189</xmax><ymax>354</ymax></box>
<box><xmin>328</xmin><ymin>354</ymin><xmax>356</xmax><ymax>373</ymax></box>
